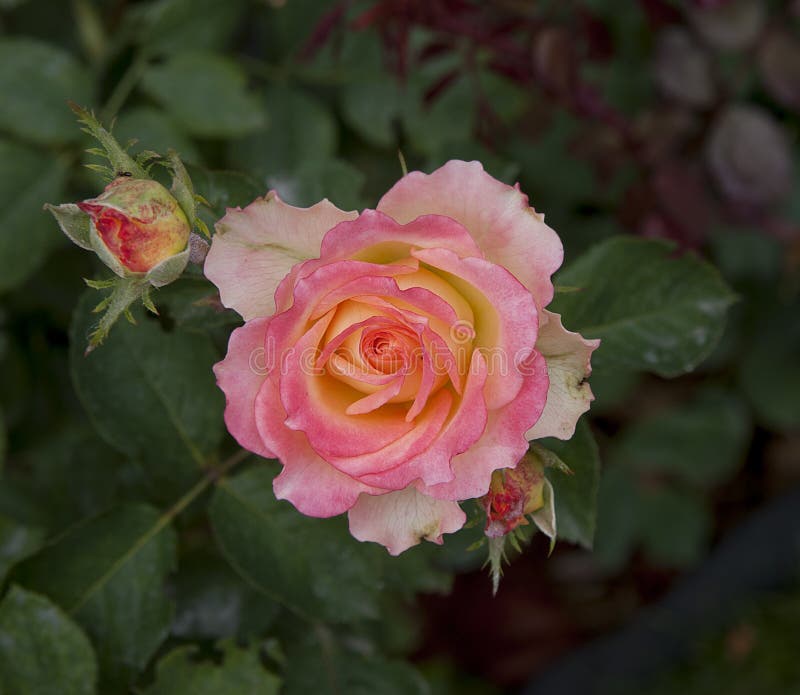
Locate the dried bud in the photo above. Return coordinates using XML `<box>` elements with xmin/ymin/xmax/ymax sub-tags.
<box><xmin>653</xmin><ymin>29</ymin><xmax>715</xmax><ymax>109</ymax></box>
<box><xmin>706</xmin><ymin>104</ymin><xmax>792</xmax><ymax>206</ymax></box>
<box><xmin>687</xmin><ymin>0</ymin><xmax>765</xmax><ymax>51</ymax></box>
<box><xmin>77</xmin><ymin>177</ymin><xmax>190</xmax><ymax>275</ymax></box>
<box><xmin>758</xmin><ymin>31</ymin><xmax>800</xmax><ymax>112</ymax></box>
<box><xmin>482</xmin><ymin>458</ymin><xmax>546</xmax><ymax>538</ymax></box>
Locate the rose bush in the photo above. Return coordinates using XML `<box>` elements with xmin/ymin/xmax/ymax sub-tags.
<box><xmin>206</xmin><ymin>160</ymin><xmax>598</xmax><ymax>555</ymax></box>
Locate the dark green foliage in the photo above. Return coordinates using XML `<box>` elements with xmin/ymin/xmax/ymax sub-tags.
<box><xmin>0</xmin><ymin>0</ymin><xmax>791</xmax><ymax>692</ymax></box>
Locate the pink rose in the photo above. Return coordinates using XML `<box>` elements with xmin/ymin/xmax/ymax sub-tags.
<box><xmin>206</xmin><ymin>161</ymin><xmax>598</xmax><ymax>555</ymax></box>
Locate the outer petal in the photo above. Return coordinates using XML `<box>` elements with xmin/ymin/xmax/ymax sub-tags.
<box><xmin>205</xmin><ymin>191</ymin><xmax>357</xmax><ymax>320</ymax></box>
<box><xmin>213</xmin><ymin>318</ymin><xmax>273</xmax><ymax>459</ymax></box>
<box><xmin>348</xmin><ymin>485</ymin><xmax>466</xmax><ymax>555</ymax></box>
<box><xmin>273</xmin><ymin>209</ymin><xmax>482</xmax><ymax>313</ymax></box>
<box><xmin>526</xmin><ymin>311</ymin><xmax>599</xmax><ymax>441</ymax></box>
<box><xmin>377</xmin><ymin>160</ymin><xmax>563</xmax><ymax>308</ymax></box>
<box><xmin>320</xmin><ymin>209</ymin><xmax>484</xmax><ymax>260</ymax></box>
<box><xmin>421</xmin><ymin>350</ymin><xmax>549</xmax><ymax>501</ymax></box>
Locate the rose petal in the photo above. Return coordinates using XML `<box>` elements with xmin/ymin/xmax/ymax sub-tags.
<box><xmin>273</xmin><ymin>209</ymin><xmax>482</xmax><ymax>313</ymax></box>
<box><xmin>320</xmin><ymin>209</ymin><xmax>484</xmax><ymax>260</ymax></box>
<box><xmin>205</xmin><ymin>191</ymin><xmax>357</xmax><ymax>320</ymax></box>
<box><xmin>348</xmin><ymin>485</ymin><xmax>466</xmax><ymax>555</ymax></box>
<box><xmin>421</xmin><ymin>350</ymin><xmax>549</xmax><ymax>501</ymax></box>
<box><xmin>349</xmin><ymin>350</ymin><xmax>489</xmax><ymax>490</ymax></box>
<box><xmin>411</xmin><ymin>246</ymin><xmax>538</xmax><ymax>410</ymax></box>
<box><xmin>213</xmin><ymin>317</ymin><xmax>273</xmax><ymax>458</ymax></box>
<box><xmin>279</xmin><ymin>309</ymin><xmax>416</xmax><ymax>458</ymax></box>
<box><xmin>255</xmin><ymin>374</ymin><xmax>379</xmax><ymax>518</ymax></box>
<box><xmin>526</xmin><ymin>311</ymin><xmax>599</xmax><ymax>440</ymax></box>
<box><xmin>377</xmin><ymin>160</ymin><xmax>563</xmax><ymax>308</ymax></box>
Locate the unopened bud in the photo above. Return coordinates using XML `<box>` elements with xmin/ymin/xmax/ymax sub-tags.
<box><xmin>481</xmin><ymin>458</ymin><xmax>546</xmax><ymax>538</ymax></box>
<box><xmin>76</xmin><ymin>177</ymin><xmax>190</xmax><ymax>275</ymax></box>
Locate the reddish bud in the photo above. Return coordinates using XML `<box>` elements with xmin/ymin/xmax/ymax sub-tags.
<box><xmin>481</xmin><ymin>458</ymin><xmax>546</xmax><ymax>538</ymax></box>
<box><xmin>77</xmin><ymin>177</ymin><xmax>190</xmax><ymax>274</ymax></box>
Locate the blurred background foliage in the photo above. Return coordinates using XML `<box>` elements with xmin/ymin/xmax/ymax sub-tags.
<box><xmin>0</xmin><ymin>0</ymin><xmax>799</xmax><ymax>693</ymax></box>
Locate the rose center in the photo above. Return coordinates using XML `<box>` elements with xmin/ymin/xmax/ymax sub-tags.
<box><xmin>360</xmin><ymin>327</ymin><xmax>419</xmax><ymax>374</ymax></box>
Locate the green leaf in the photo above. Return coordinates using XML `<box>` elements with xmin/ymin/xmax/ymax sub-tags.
<box><xmin>142</xmin><ymin>51</ymin><xmax>265</xmax><ymax>138</ymax></box>
<box><xmin>0</xmin><ymin>514</ymin><xmax>45</xmax><ymax>583</ymax></box>
<box><xmin>272</xmin><ymin>158</ymin><xmax>365</xmax><ymax>210</ymax></box>
<box><xmin>114</xmin><ymin>107</ymin><xmax>201</xmax><ymax>164</ymax></box>
<box><xmin>0</xmin><ymin>39</ymin><xmax>92</xmax><ymax>145</ymax></box>
<box><xmin>402</xmin><ymin>74</ymin><xmax>475</xmax><ymax>157</ymax></box>
<box><xmin>550</xmin><ymin>237</ymin><xmax>736</xmax><ymax>376</ymax></box>
<box><xmin>638</xmin><ymin>487</ymin><xmax>711</xmax><ymax>567</ymax></box>
<box><xmin>135</xmin><ymin>0</ymin><xmax>248</xmax><ymax>55</ymax></box>
<box><xmin>144</xmin><ymin>642</ymin><xmax>280</xmax><ymax>695</ymax></box>
<box><xmin>710</xmin><ymin>228</ymin><xmax>782</xmax><ymax>285</ymax></box>
<box><xmin>613</xmin><ymin>389</ymin><xmax>751</xmax><ymax>486</ymax></box>
<box><xmin>154</xmin><ymin>277</ymin><xmax>240</xmax><ymax>334</ymax></box>
<box><xmin>511</xmin><ymin>113</ymin><xmax>596</xmax><ymax>217</ymax></box>
<box><xmin>15</xmin><ymin>504</ymin><xmax>177</xmax><ymax>689</ymax></box>
<box><xmin>341</xmin><ymin>78</ymin><xmax>404</xmax><ymax>148</ymax></box>
<box><xmin>0</xmin><ymin>586</ymin><xmax>98</xmax><ymax>695</ymax></box>
<box><xmin>209</xmin><ymin>466</ymin><xmax>383</xmax><ymax>624</ymax></box>
<box><xmin>172</xmin><ymin>549</ymin><xmax>279</xmax><ymax>641</ymax></box>
<box><xmin>594</xmin><ymin>469</ymin><xmax>713</xmax><ymax>571</ymax></box>
<box><xmin>24</xmin><ymin>425</ymin><xmax>145</xmax><ymax>530</ymax></box>
<box><xmin>592</xmin><ymin>466</ymin><xmax>641</xmax><ymax>572</ymax></box>
<box><xmin>586</xmin><ymin>367</ymin><xmax>641</xmax><ymax>416</ymax></box>
<box><xmin>259</xmin><ymin>0</ymin><xmax>338</xmax><ymax>60</ymax></box>
<box><xmin>0</xmin><ymin>404</ymin><xmax>5</xmax><ymax>471</ymax></box>
<box><xmin>70</xmin><ymin>290</ymin><xmax>224</xmax><ymax>499</ymax></box>
<box><xmin>283</xmin><ymin>629</ymin><xmax>430</xmax><ymax>695</ymax></box>
<box><xmin>229</xmin><ymin>85</ymin><xmax>337</xmax><ymax>177</ymax></box>
<box><xmin>185</xmin><ymin>166</ymin><xmax>263</xmax><ymax>220</ymax></box>
<box><xmin>541</xmin><ymin>420</ymin><xmax>601</xmax><ymax>549</ymax></box>
<box><xmin>379</xmin><ymin>543</ymin><xmax>453</xmax><ymax>598</ymax></box>
<box><xmin>0</xmin><ymin>139</ymin><xmax>68</xmax><ymax>293</ymax></box>
<box><xmin>739</xmin><ymin>300</ymin><xmax>800</xmax><ymax>431</ymax></box>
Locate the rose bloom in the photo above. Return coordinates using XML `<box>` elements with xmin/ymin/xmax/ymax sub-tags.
<box><xmin>206</xmin><ymin>161</ymin><xmax>598</xmax><ymax>555</ymax></box>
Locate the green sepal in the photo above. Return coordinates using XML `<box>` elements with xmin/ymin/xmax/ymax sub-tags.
<box><xmin>81</xmin><ymin>276</ymin><xmax>163</xmax><ymax>353</ymax></box>
<box><xmin>44</xmin><ymin>203</ymin><xmax>92</xmax><ymax>250</ymax></box>
<box><xmin>486</xmin><ymin>536</ymin><xmax>506</xmax><ymax>596</ymax></box>
<box><xmin>530</xmin><ymin>442</ymin><xmax>573</xmax><ymax>475</ymax></box>
<box><xmin>482</xmin><ymin>477</ymin><xmax>559</xmax><ymax>593</ymax></box>
<box><xmin>531</xmin><ymin>478</ymin><xmax>558</xmax><ymax>555</ymax></box>
<box><xmin>145</xmin><ymin>246</ymin><xmax>190</xmax><ymax>288</ymax></box>
<box><xmin>91</xmin><ymin>295</ymin><xmax>113</xmax><ymax>313</ymax></box>
<box><xmin>165</xmin><ymin>150</ymin><xmax>209</xmax><ymax>237</ymax></box>
<box><xmin>141</xmin><ymin>286</ymin><xmax>159</xmax><ymax>315</ymax></box>
<box><xmin>84</xmin><ymin>277</ymin><xmax>116</xmax><ymax>290</ymax></box>
<box><xmin>69</xmin><ymin>102</ymin><xmax>147</xmax><ymax>180</ymax></box>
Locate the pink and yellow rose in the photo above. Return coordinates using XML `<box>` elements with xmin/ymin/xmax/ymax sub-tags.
<box><xmin>206</xmin><ymin>160</ymin><xmax>598</xmax><ymax>555</ymax></box>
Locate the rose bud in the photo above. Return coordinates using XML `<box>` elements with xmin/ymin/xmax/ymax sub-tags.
<box><xmin>76</xmin><ymin>177</ymin><xmax>191</xmax><ymax>280</ymax></box>
<box><xmin>482</xmin><ymin>457</ymin><xmax>547</xmax><ymax>538</ymax></box>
